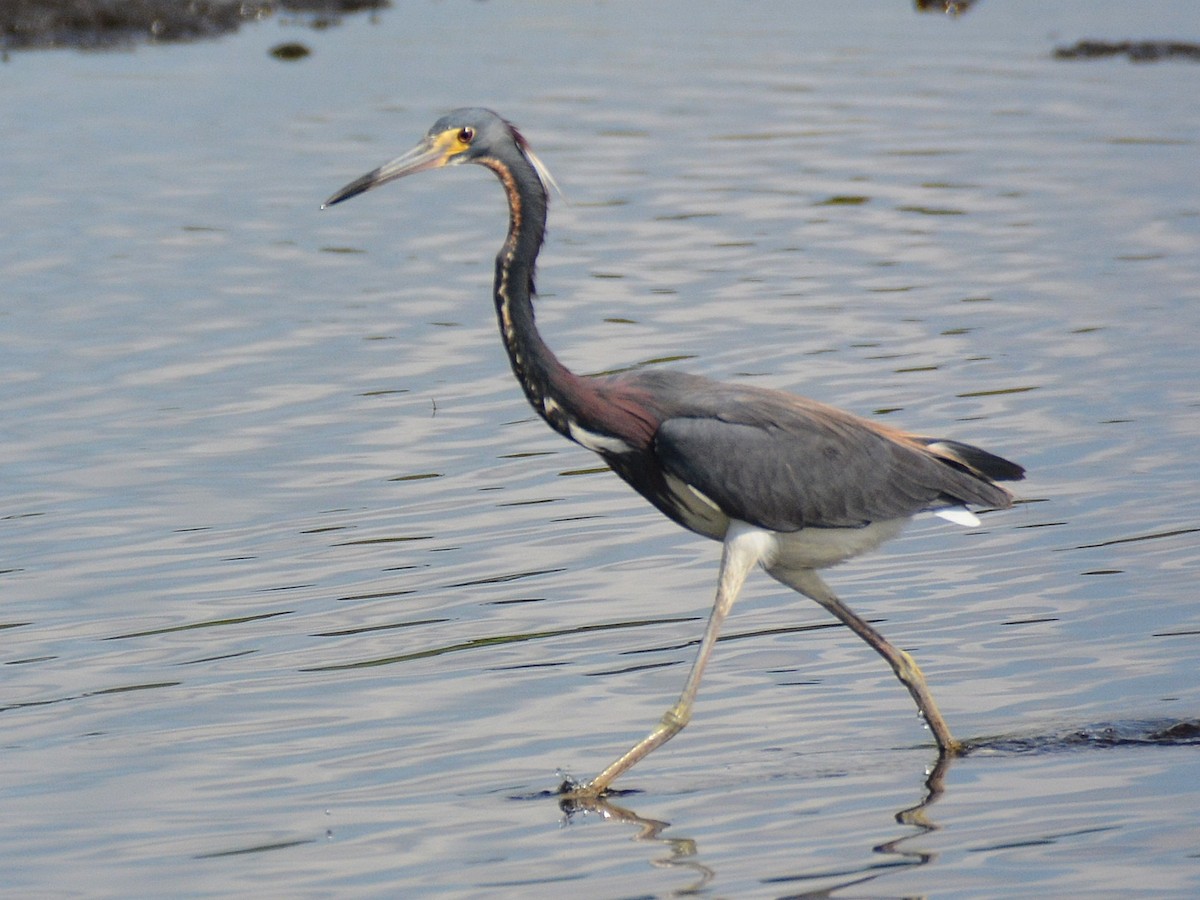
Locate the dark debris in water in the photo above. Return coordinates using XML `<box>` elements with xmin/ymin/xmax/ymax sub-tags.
<box><xmin>1148</xmin><ymin>720</ymin><xmax>1200</xmax><ymax>742</ymax></box>
<box><xmin>914</xmin><ymin>0</ymin><xmax>978</xmax><ymax>15</ymax></box>
<box><xmin>966</xmin><ymin>719</ymin><xmax>1200</xmax><ymax>755</ymax></box>
<box><xmin>1</xmin><ymin>0</ymin><xmax>388</xmax><ymax>51</ymax></box>
<box><xmin>1054</xmin><ymin>40</ymin><xmax>1200</xmax><ymax>63</ymax></box>
<box><xmin>270</xmin><ymin>41</ymin><xmax>310</xmax><ymax>60</ymax></box>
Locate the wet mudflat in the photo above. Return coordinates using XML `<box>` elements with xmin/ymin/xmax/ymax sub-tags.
<box><xmin>2</xmin><ymin>0</ymin><xmax>1198</xmax><ymax>895</ymax></box>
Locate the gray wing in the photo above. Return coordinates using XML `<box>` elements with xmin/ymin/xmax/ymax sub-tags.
<box><xmin>651</xmin><ymin>387</ymin><xmax>1016</xmax><ymax>532</ymax></box>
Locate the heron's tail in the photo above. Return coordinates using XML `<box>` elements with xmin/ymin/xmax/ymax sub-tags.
<box><xmin>923</xmin><ymin>438</ymin><xmax>1026</xmax><ymax>483</ymax></box>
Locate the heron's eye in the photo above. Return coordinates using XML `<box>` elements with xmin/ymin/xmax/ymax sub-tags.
<box><xmin>458</xmin><ymin>126</ymin><xmax>475</xmax><ymax>145</ymax></box>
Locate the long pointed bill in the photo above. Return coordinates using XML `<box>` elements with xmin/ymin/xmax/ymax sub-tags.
<box><xmin>322</xmin><ymin>136</ymin><xmax>451</xmax><ymax>208</ymax></box>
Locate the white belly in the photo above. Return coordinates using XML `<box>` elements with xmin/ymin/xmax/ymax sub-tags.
<box><xmin>663</xmin><ymin>472</ymin><xmax>908</xmax><ymax>570</ymax></box>
<box><xmin>770</xmin><ymin>518</ymin><xmax>908</xmax><ymax>570</ymax></box>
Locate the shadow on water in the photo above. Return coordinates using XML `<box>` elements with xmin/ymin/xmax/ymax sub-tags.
<box><xmin>509</xmin><ymin>719</ymin><xmax>1197</xmax><ymax>894</ymax></box>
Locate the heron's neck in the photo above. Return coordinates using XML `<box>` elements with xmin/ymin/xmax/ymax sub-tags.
<box><xmin>488</xmin><ymin>155</ymin><xmax>584</xmax><ymax>439</ymax></box>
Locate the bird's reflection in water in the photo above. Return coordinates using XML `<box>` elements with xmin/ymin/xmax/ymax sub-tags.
<box><xmin>555</xmin><ymin>753</ymin><xmax>951</xmax><ymax>896</ymax></box>
<box><xmin>874</xmin><ymin>752</ymin><xmax>949</xmax><ymax>861</ymax></box>
<box><xmin>559</xmin><ymin>792</ymin><xmax>716</xmax><ymax>893</ymax></box>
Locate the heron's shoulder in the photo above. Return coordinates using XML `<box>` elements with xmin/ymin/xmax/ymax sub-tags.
<box><xmin>611</xmin><ymin>368</ymin><xmax>863</xmax><ymax>432</ymax></box>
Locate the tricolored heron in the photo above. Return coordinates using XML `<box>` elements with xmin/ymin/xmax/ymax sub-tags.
<box><xmin>324</xmin><ymin>108</ymin><xmax>1024</xmax><ymax>798</ymax></box>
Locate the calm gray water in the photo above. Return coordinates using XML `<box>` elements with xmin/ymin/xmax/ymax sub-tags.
<box><xmin>3</xmin><ymin>0</ymin><xmax>1199</xmax><ymax>896</ymax></box>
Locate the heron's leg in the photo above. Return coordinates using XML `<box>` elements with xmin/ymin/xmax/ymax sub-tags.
<box><xmin>570</xmin><ymin>522</ymin><xmax>773</xmax><ymax>798</ymax></box>
<box><xmin>767</xmin><ymin>566</ymin><xmax>961</xmax><ymax>756</ymax></box>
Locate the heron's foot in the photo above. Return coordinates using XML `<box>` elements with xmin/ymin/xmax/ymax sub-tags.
<box><xmin>926</xmin><ymin>728</ymin><xmax>966</xmax><ymax>759</ymax></box>
<box><xmin>555</xmin><ymin>774</ymin><xmax>607</xmax><ymax>800</ymax></box>
<box><xmin>555</xmin><ymin>770</ymin><xmax>642</xmax><ymax>804</ymax></box>
<box><xmin>555</xmin><ymin>774</ymin><xmax>584</xmax><ymax>795</ymax></box>
<box><xmin>940</xmin><ymin>736</ymin><xmax>969</xmax><ymax>757</ymax></box>
<box><xmin>555</xmin><ymin>776</ymin><xmax>636</xmax><ymax>818</ymax></box>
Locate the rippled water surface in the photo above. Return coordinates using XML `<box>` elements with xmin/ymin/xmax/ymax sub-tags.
<box><xmin>3</xmin><ymin>0</ymin><xmax>1199</xmax><ymax>895</ymax></box>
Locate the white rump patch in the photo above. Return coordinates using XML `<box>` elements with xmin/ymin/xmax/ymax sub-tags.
<box><xmin>934</xmin><ymin>506</ymin><xmax>981</xmax><ymax>528</ymax></box>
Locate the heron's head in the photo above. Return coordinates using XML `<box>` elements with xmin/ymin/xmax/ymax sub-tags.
<box><xmin>323</xmin><ymin>108</ymin><xmax>556</xmax><ymax>208</ymax></box>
